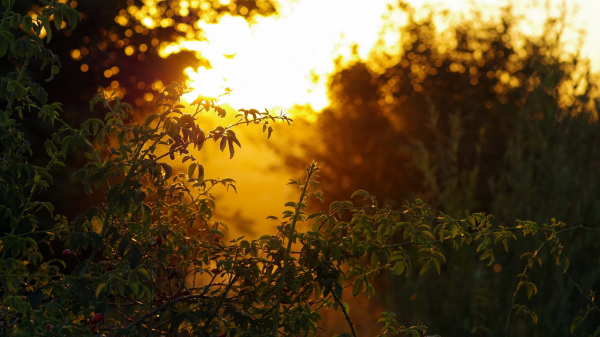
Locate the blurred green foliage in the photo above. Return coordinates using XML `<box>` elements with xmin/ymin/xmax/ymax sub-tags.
<box><xmin>282</xmin><ymin>3</ymin><xmax>600</xmax><ymax>336</ymax></box>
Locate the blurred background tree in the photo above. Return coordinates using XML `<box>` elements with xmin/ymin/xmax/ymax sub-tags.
<box><xmin>279</xmin><ymin>3</ymin><xmax>600</xmax><ymax>336</ymax></box>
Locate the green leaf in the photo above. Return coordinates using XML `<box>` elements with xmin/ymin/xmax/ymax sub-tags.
<box><xmin>118</xmin><ymin>238</ymin><xmax>129</xmax><ymax>257</ymax></box>
<box><xmin>479</xmin><ymin>249</ymin><xmax>492</xmax><ymax>261</ymax></box>
<box><xmin>53</xmin><ymin>11</ymin><xmax>63</xmax><ymax>30</ymax></box>
<box><xmin>65</xmin><ymin>7</ymin><xmax>80</xmax><ymax>30</ymax></box>
<box><xmin>143</xmin><ymin>113</ymin><xmax>158</xmax><ymax>127</ymax></box>
<box><xmin>188</xmin><ymin>162</ymin><xmax>196</xmax><ymax>178</ymax></box>
<box><xmin>51</xmin><ymin>65</ymin><xmax>60</xmax><ymax>75</ymax></box>
<box><xmin>526</xmin><ymin>282</ymin><xmax>537</xmax><ymax>299</ymax></box>
<box><xmin>371</xmin><ymin>253</ymin><xmax>379</xmax><ymax>268</ymax></box>
<box><xmin>41</xmin><ymin>17</ymin><xmax>52</xmax><ymax>42</ymax></box>
<box><xmin>432</xmin><ymin>258</ymin><xmax>441</xmax><ymax>275</ymax></box>
<box><xmin>129</xmin><ymin>247</ymin><xmax>142</xmax><ymax>269</ymax></box>
<box><xmin>209</xmin><ymin>228</ymin><xmax>225</xmax><ymax>239</ymax></box>
<box><xmin>220</xmin><ymin>137</ymin><xmax>227</xmax><ymax>152</ymax></box>
<box><xmin>352</xmin><ymin>278</ymin><xmax>363</xmax><ymax>297</ymax></box>
<box><xmin>9</xmin><ymin>14</ymin><xmax>20</xmax><ymax>28</ymax></box>
<box><xmin>28</xmin><ymin>289</ymin><xmax>43</xmax><ymax>308</ymax></box>
<box><xmin>22</xmin><ymin>16</ymin><xmax>33</xmax><ymax>32</ymax></box>
<box><xmin>571</xmin><ymin>316</ymin><xmax>583</xmax><ymax>334</ymax></box>
<box><xmin>351</xmin><ymin>189</ymin><xmax>369</xmax><ymax>198</ymax></box>
<box><xmin>137</xmin><ymin>268</ymin><xmax>151</xmax><ymax>281</ymax></box>
<box><xmin>197</xmin><ymin>164</ymin><xmax>205</xmax><ymax>182</ymax></box>
<box><xmin>392</xmin><ymin>261</ymin><xmax>405</xmax><ymax>275</ymax></box>
<box><xmin>95</xmin><ymin>283</ymin><xmax>107</xmax><ymax>298</ymax></box>
<box><xmin>228</xmin><ymin>139</ymin><xmax>235</xmax><ymax>158</ymax></box>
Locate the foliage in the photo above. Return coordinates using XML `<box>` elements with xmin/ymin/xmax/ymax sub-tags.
<box><xmin>1</xmin><ymin>1</ymin><xmax>600</xmax><ymax>337</ymax></box>
<box><xmin>279</xmin><ymin>3</ymin><xmax>600</xmax><ymax>335</ymax></box>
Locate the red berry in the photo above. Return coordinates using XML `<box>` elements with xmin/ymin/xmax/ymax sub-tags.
<box><xmin>218</xmin><ymin>334</ymin><xmax>226</xmax><ymax>337</ymax></box>
<box><xmin>90</xmin><ymin>313</ymin><xmax>103</xmax><ymax>324</ymax></box>
<box><xmin>307</xmin><ymin>300</ymin><xmax>315</xmax><ymax>306</ymax></box>
<box><xmin>156</xmin><ymin>235</ymin><xmax>163</xmax><ymax>246</ymax></box>
<box><xmin>62</xmin><ymin>249</ymin><xmax>71</xmax><ymax>256</ymax></box>
<box><xmin>153</xmin><ymin>315</ymin><xmax>160</xmax><ymax>322</ymax></box>
<box><xmin>105</xmin><ymin>266</ymin><xmax>113</xmax><ymax>272</ymax></box>
<box><xmin>45</xmin><ymin>324</ymin><xmax>52</xmax><ymax>331</ymax></box>
<box><xmin>180</xmin><ymin>289</ymin><xmax>190</xmax><ymax>296</ymax></box>
<box><xmin>282</xmin><ymin>287</ymin><xmax>289</xmax><ymax>294</ymax></box>
<box><xmin>210</xmin><ymin>268</ymin><xmax>222</xmax><ymax>275</ymax></box>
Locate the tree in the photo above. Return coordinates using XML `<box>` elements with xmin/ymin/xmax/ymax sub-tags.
<box><xmin>1</xmin><ymin>1</ymin><xmax>599</xmax><ymax>337</ymax></box>
<box><xmin>279</xmin><ymin>3</ymin><xmax>600</xmax><ymax>335</ymax></box>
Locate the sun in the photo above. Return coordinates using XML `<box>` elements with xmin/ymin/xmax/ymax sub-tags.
<box><xmin>140</xmin><ymin>0</ymin><xmax>396</xmax><ymax>115</ymax></box>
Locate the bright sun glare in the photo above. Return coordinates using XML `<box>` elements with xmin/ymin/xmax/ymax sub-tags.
<box><xmin>131</xmin><ymin>0</ymin><xmax>395</xmax><ymax>115</ymax></box>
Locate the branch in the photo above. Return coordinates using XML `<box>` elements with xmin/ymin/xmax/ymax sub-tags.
<box><xmin>199</xmin><ymin>274</ymin><xmax>239</xmax><ymax>335</ymax></box>
<box><xmin>504</xmin><ymin>240</ymin><xmax>547</xmax><ymax>337</ymax></box>
<box><xmin>563</xmin><ymin>267</ymin><xmax>600</xmax><ymax>313</ymax></box>
<box><xmin>271</xmin><ymin>162</ymin><xmax>317</xmax><ymax>336</ymax></box>
<box><xmin>125</xmin><ymin>292</ymin><xmax>236</xmax><ymax>330</ymax></box>
<box><xmin>332</xmin><ymin>291</ymin><xmax>357</xmax><ymax>337</ymax></box>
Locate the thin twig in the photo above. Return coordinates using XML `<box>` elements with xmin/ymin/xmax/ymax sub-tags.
<box><xmin>332</xmin><ymin>292</ymin><xmax>357</xmax><ymax>337</ymax></box>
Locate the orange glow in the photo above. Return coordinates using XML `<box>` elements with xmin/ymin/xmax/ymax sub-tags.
<box><xmin>70</xmin><ymin>49</ymin><xmax>81</xmax><ymax>60</ymax></box>
<box><xmin>125</xmin><ymin>45</ymin><xmax>135</xmax><ymax>56</ymax></box>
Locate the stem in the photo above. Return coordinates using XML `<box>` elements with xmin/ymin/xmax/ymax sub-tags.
<box><xmin>125</xmin><ymin>292</ymin><xmax>235</xmax><ymax>330</ymax></box>
<box><xmin>1</xmin><ymin>158</ymin><xmax>54</xmax><ymax>260</ymax></box>
<box><xmin>6</xmin><ymin>53</ymin><xmax>31</xmax><ymax>111</ymax></box>
<box><xmin>563</xmin><ymin>269</ymin><xmax>600</xmax><ymax>313</ymax></box>
<box><xmin>199</xmin><ymin>274</ymin><xmax>238</xmax><ymax>336</ymax></box>
<box><xmin>14</xmin><ymin>226</ymin><xmax>73</xmax><ymax>237</ymax></box>
<box><xmin>332</xmin><ymin>292</ymin><xmax>357</xmax><ymax>337</ymax></box>
<box><xmin>0</xmin><ymin>184</ymin><xmax>36</xmax><ymax>261</ymax></box>
<box><xmin>56</xmin><ymin>119</ymin><xmax>109</xmax><ymax>178</ymax></box>
<box><xmin>504</xmin><ymin>241</ymin><xmax>546</xmax><ymax>337</ymax></box>
<box><xmin>271</xmin><ymin>163</ymin><xmax>316</xmax><ymax>336</ymax></box>
<box><xmin>59</xmin><ymin>206</ymin><xmax>113</xmax><ymax>304</ymax></box>
<box><xmin>0</xmin><ymin>0</ymin><xmax>17</xmax><ymax>31</ymax></box>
